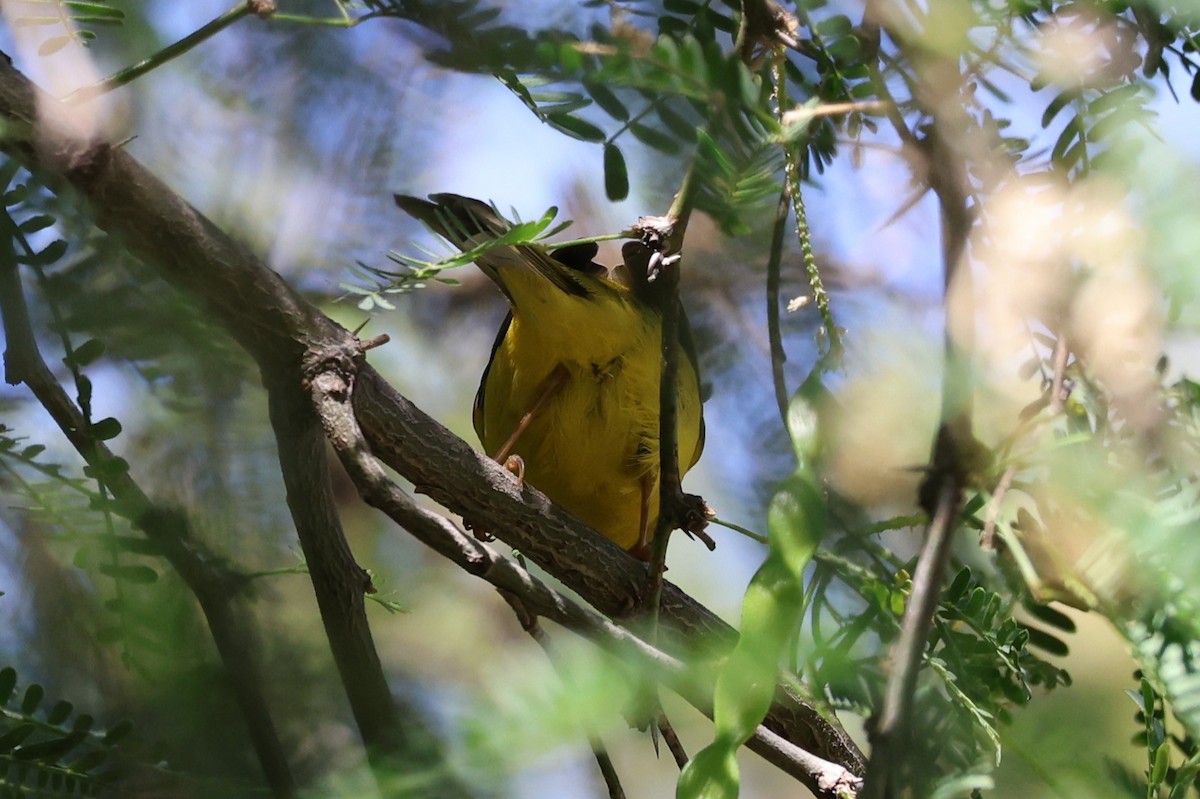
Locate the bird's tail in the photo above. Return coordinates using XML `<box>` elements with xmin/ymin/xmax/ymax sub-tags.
<box><xmin>395</xmin><ymin>193</ymin><xmax>593</xmax><ymax>300</ymax></box>
<box><xmin>393</xmin><ymin>193</ymin><xmax>508</xmax><ymax>249</ymax></box>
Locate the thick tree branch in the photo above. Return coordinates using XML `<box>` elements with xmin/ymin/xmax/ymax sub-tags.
<box><xmin>0</xmin><ymin>53</ymin><xmax>864</xmax><ymax>774</ymax></box>
<box><xmin>0</xmin><ymin>243</ymin><xmax>295</xmax><ymax>799</ymax></box>
<box><xmin>305</xmin><ymin>338</ymin><xmax>860</xmax><ymax>796</ymax></box>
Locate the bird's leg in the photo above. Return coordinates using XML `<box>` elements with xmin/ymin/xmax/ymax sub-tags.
<box><xmin>468</xmin><ymin>366</ymin><xmax>569</xmax><ymax>543</ymax></box>
<box><xmin>629</xmin><ymin>472</ymin><xmax>655</xmax><ymax>561</ymax></box>
<box><xmin>491</xmin><ymin>363</ymin><xmax>570</xmax><ymax>477</ymax></box>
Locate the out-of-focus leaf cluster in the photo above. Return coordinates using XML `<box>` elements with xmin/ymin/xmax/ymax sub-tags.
<box><xmin>0</xmin><ymin>665</ymin><xmax>131</xmax><ymax>798</ymax></box>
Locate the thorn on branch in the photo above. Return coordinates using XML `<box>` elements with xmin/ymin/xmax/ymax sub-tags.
<box><xmin>359</xmin><ymin>333</ymin><xmax>390</xmax><ymax>352</ymax></box>
<box><xmin>61</xmin><ymin>142</ymin><xmax>113</xmax><ymax>186</ymax></box>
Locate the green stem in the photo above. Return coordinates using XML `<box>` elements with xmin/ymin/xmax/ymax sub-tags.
<box><xmin>766</xmin><ymin>184</ymin><xmax>791</xmax><ymax>429</ymax></box>
<box><xmin>64</xmin><ymin>3</ymin><xmax>256</xmax><ymax>104</ymax></box>
<box><xmin>268</xmin><ymin>13</ymin><xmax>358</xmax><ymax>27</ymax></box>
<box><xmin>784</xmin><ymin>149</ymin><xmax>839</xmax><ymax>354</ymax></box>
<box><xmin>770</xmin><ymin>52</ymin><xmax>840</xmax><ymax>360</ymax></box>
<box><xmin>710</xmin><ymin>516</ymin><xmax>769</xmax><ymax>544</ymax></box>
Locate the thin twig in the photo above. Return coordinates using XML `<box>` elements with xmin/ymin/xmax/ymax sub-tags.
<box><xmin>860</xmin><ymin>30</ymin><xmax>976</xmax><ymax>796</ymax></box>
<box><xmin>861</xmin><ymin>476</ymin><xmax>960</xmax><ymax>798</ymax></box>
<box><xmin>980</xmin><ymin>465</ymin><xmax>1015</xmax><ymax>551</ymax></box>
<box><xmin>1049</xmin><ymin>333</ymin><xmax>1070</xmax><ymax>414</ymax></box>
<box><xmin>63</xmin><ymin>3</ymin><xmax>259</xmax><ymax>104</ymax></box>
<box><xmin>497</xmin><ymin>590</ymin><xmax>627</xmax><ymax>799</ymax></box>
<box><xmin>779</xmin><ymin>99</ymin><xmax>888</xmax><ymax>125</ymax></box>
<box><xmin>657</xmin><ymin>714</ymin><xmax>690</xmax><ymax>770</ymax></box>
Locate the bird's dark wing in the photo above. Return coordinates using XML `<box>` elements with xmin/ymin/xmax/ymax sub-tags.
<box><xmin>549</xmin><ymin>241</ymin><xmax>607</xmax><ymax>276</ymax></box>
<box><xmin>473</xmin><ymin>311</ymin><xmax>512</xmax><ymax>444</ymax></box>
<box><xmin>678</xmin><ymin>302</ymin><xmax>707</xmax><ymax>469</ymax></box>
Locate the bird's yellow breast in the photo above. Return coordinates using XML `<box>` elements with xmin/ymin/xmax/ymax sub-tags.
<box><xmin>478</xmin><ymin>288</ymin><xmax>703</xmax><ymax>551</ymax></box>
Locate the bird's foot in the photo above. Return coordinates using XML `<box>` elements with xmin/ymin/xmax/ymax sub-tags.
<box><xmin>678</xmin><ymin>492</ymin><xmax>717</xmax><ymax>551</ymax></box>
<box><xmin>501</xmin><ymin>454</ymin><xmax>526</xmax><ymax>487</ymax></box>
<box><xmin>462</xmin><ymin>518</ymin><xmax>495</xmax><ymax>543</ymax></box>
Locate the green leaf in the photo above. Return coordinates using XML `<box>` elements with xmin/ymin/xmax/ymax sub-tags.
<box><xmin>558</xmin><ymin>41</ymin><xmax>583</xmax><ymax>72</ymax></box>
<box><xmin>545</xmin><ymin>113</ymin><xmax>606</xmax><ymax>142</ymax></box>
<box><xmin>64</xmin><ymin>1</ymin><xmax>125</xmax><ymax>17</ymax></box>
<box><xmin>76</xmin><ymin>373</ymin><xmax>92</xmax><ymax>407</ymax></box>
<box><xmin>946</xmin><ymin>567</ymin><xmax>972</xmax><ymax>602</ymax></box>
<box><xmin>785</xmin><ymin>380</ymin><xmax>822</xmax><ymax>466</ymax></box>
<box><xmin>46</xmin><ymin>700</ymin><xmax>72</xmax><ymax>725</ymax></box>
<box><xmin>677</xmin><ymin>36</ymin><xmax>706</xmax><ymax>85</ymax></box>
<box><xmin>537</xmin><ymin>97</ymin><xmax>592</xmax><ymax>116</ymax></box>
<box><xmin>528</xmin><ymin>92</ymin><xmax>584</xmax><ymax>106</ymax></box>
<box><xmin>815</xmin><ymin>14</ymin><xmax>853</xmax><ymax>36</ymax></box>
<box><xmin>1051</xmin><ymin>118</ymin><xmax>1081</xmax><ymax>165</ymax></box>
<box><xmin>701</xmin><ymin>6</ymin><xmax>737</xmax><ymax>33</ymax></box>
<box><xmin>677</xmin><ymin>745</ymin><xmax>739</xmax><ymax>799</ymax></box>
<box><xmin>0</xmin><ymin>723</ymin><xmax>36</xmax><ymax>753</ymax></box>
<box><xmin>37</xmin><ymin>35</ymin><xmax>73</xmax><ymax>57</ymax></box>
<box><xmin>31</xmin><ymin>235</ymin><xmax>66</xmax><ymax>262</ymax></box>
<box><xmin>18</xmin><ymin>214</ymin><xmax>55</xmax><ymax>233</ymax></box>
<box><xmin>3</xmin><ymin>184</ymin><xmax>28</xmax><ymax>206</ymax></box>
<box><xmin>83</xmin><ymin>455</ymin><xmax>129</xmax><ymax>480</ymax></box>
<box><xmin>1024</xmin><ymin>601</ymin><xmax>1076</xmax><ymax>632</ymax></box>
<box><xmin>1087</xmin><ymin>82</ymin><xmax>1142</xmax><ymax>116</ymax></box>
<box><xmin>73</xmin><ymin>749</ymin><xmax>108</xmax><ymax>773</ymax></box>
<box><xmin>656</xmin><ymin>102</ymin><xmax>697</xmax><ymax>140</ymax></box>
<box><xmin>1023</xmin><ymin>625</ymin><xmax>1069</xmax><ymax>657</ymax></box>
<box><xmin>20</xmin><ymin>684</ymin><xmax>43</xmax><ymax>715</ymax></box>
<box><xmin>113</xmin><ymin>535</ymin><xmax>166</xmax><ymax>556</ymax></box>
<box><xmin>13</xmin><ymin>17</ymin><xmax>64</xmax><ymax>27</ymax></box>
<box><xmin>0</xmin><ymin>667</ymin><xmax>16</xmax><ymax>705</ymax></box>
<box><xmin>826</xmin><ymin>35</ymin><xmax>862</xmax><ymax>65</ymax></box>
<box><xmin>73</xmin><ymin>15</ymin><xmax>124</xmax><ymax>26</ymax></box>
<box><xmin>496</xmin><ymin>69</ymin><xmax>538</xmax><ymax>113</ymax></box>
<box><xmin>102</xmin><ymin>719</ymin><xmax>133</xmax><ymax>746</ymax></box>
<box><xmin>97</xmin><ymin>564</ymin><xmax>159</xmax><ymax>584</ymax></box>
<box><xmin>90</xmin><ymin>417</ymin><xmax>121</xmax><ymax>441</ymax></box>
<box><xmin>733</xmin><ymin>62</ymin><xmax>761</xmax><ymax>111</ymax></box>
<box><xmin>1041</xmin><ymin>91</ymin><xmax>1075</xmax><ymax>129</ymax></box>
<box><xmin>652</xmin><ymin>36</ymin><xmax>680</xmax><ymax>74</ymax></box>
<box><xmin>584</xmin><ymin>80</ymin><xmax>629</xmax><ymax>121</ymax></box>
<box><xmin>629</xmin><ymin>123</ymin><xmax>680</xmax><ymax>153</ymax></box>
<box><xmin>603</xmin><ymin>143</ymin><xmax>629</xmax><ymax>201</ymax></box>
<box><xmin>14</xmin><ymin>731</ymin><xmax>86</xmax><ymax>761</ymax></box>
<box><xmin>68</xmin><ymin>338</ymin><xmax>106</xmax><ymax>368</ymax></box>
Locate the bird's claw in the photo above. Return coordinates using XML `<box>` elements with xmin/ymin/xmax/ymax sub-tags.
<box><xmin>679</xmin><ymin>493</ymin><xmax>717</xmax><ymax>551</ymax></box>
<box><xmin>502</xmin><ymin>454</ymin><xmax>526</xmax><ymax>487</ymax></box>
